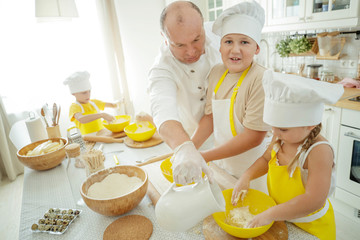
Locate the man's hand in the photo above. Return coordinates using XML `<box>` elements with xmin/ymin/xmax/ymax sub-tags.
<box><xmin>171</xmin><ymin>141</ymin><xmax>213</xmax><ymax>185</ymax></box>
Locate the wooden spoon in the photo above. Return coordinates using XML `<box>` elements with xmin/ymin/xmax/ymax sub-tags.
<box><xmin>41</xmin><ymin>107</ymin><xmax>49</xmax><ymax>127</ymax></box>
<box><xmin>56</xmin><ymin>105</ymin><xmax>61</xmax><ymax>125</ymax></box>
<box><xmin>52</xmin><ymin>103</ymin><xmax>57</xmax><ymax>126</ymax></box>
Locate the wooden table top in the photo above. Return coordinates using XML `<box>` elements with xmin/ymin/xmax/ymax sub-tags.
<box><xmin>333</xmin><ymin>87</ymin><xmax>360</xmax><ymax>111</ymax></box>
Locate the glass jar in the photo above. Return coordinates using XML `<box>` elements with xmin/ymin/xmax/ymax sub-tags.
<box><xmin>65</xmin><ymin>143</ymin><xmax>86</xmax><ymax>206</ymax></box>
<box><xmin>321</xmin><ymin>70</ymin><xmax>335</xmax><ymax>83</ymax></box>
<box><xmin>307</xmin><ymin>64</ymin><xmax>323</xmax><ymax>80</ymax></box>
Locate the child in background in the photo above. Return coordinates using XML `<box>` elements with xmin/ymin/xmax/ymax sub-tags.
<box><xmin>231</xmin><ymin>70</ymin><xmax>344</xmax><ymax>240</ymax></box>
<box><xmin>64</xmin><ymin>71</ymin><xmax>116</xmax><ymax>135</ymax></box>
<box><xmin>188</xmin><ymin>1</ymin><xmax>271</xmax><ymax>190</ymax></box>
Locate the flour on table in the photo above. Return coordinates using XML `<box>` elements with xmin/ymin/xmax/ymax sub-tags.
<box><xmin>87</xmin><ymin>173</ymin><xmax>143</xmax><ymax>199</ymax></box>
<box><xmin>226</xmin><ymin>206</ymin><xmax>254</xmax><ymax>228</ymax></box>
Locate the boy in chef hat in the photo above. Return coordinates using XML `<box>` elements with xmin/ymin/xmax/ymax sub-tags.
<box><xmin>231</xmin><ymin>70</ymin><xmax>344</xmax><ymax>240</ymax></box>
<box><xmin>185</xmin><ymin>1</ymin><xmax>270</xmax><ymax>189</ymax></box>
<box><xmin>64</xmin><ymin>71</ymin><xmax>117</xmax><ymax>135</ymax></box>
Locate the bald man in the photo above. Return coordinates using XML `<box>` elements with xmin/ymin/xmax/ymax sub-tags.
<box><xmin>148</xmin><ymin>1</ymin><xmax>220</xmax><ymax>185</ymax></box>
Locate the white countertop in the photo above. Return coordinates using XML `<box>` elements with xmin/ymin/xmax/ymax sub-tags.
<box><xmin>19</xmin><ymin>142</ymin><xmax>317</xmax><ymax>239</ymax></box>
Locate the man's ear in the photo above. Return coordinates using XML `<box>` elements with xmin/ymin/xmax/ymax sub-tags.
<box><xmin>161</xmin><ymin>31</ymin><xmax>168</xmax><ymax>46</ymax></box>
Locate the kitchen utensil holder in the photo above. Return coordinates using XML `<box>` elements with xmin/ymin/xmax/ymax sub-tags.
<box><xmin>46</xmin><ymin>125</ymin><xmax>61</xmax><ymax>138</ymax></box>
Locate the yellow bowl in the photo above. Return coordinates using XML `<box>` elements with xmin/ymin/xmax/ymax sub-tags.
<box><xmin>160</xmin><ymin>157</ymin><xmax>205</xmax><ymax>186</ymax></box>
<box><xmin>124</xmin><ymin>121</ymin><xmax>156</xmax><ymax>142</ymax></box>
<box><xmin>212</xmin><ymin>189</ymin><xmax>276</xmax><ymax>238</ymax></box>
<box><xmin>103</xmin><ymin>115</ymin><xmax>131</xmax><ymax>133</ymax></box>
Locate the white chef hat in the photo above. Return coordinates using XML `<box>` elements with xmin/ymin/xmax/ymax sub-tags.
<box><xmin>63</xmin><ymin>71</ymin><xmax>91</xmax><ymax>94</ymax></box>
<box><xmin>262</xmin><ymin>70</ymin><xmax>344</xmax><ymax>128</ymax></box>
<box><xmin>212</xmin><ymin>0</ymin><xmax>265</xmax><ymax>46</ymax></box>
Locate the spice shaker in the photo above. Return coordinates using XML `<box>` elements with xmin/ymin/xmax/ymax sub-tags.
<box><xmin>65</xmin><ymin>143</ymin><xmax>85</xmax><ymax>168</ymax></box>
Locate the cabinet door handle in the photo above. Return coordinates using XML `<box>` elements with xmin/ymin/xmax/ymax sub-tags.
<box><xmin>299</xmin><ymin>17</ymin><xmax>305</xmax><ymax>20</ymax></box>
<box><xmin>345</xmin><ymin>132</ymin><xmax>360</xmax><ymax>140</ymax></box>
<box><xmin>325</xmin><ymin>108</ymin><xmax>333</xmax><ymax>112</ymax></box>
<box><xmin>306</xmin><ymin>16</ymin><xmax>313</xmax><ymax>20</ymax></box>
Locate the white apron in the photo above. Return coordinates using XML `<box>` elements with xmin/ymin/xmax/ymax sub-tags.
<box><xmin>212</xmin><ymin>67</ymin><xmax>270</xmax><ymax>193</ymax></box>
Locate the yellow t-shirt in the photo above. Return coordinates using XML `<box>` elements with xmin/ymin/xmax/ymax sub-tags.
<box><xmin>205</xmin><ymin>62</ymin><xmax>270</xmax><ymax>132</ymax></box>
<box><xmin>69</xmin><ymin>99</ymin><xmax>106</xmax><ymax>135</ymax></box>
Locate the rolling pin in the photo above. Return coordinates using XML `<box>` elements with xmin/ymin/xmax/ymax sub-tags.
<box><xmin>136</xmin><ymin>153</ymin><xmax>173</xmax><ymax>166</ymax></box>
<box><xmin>83</xmin><ymin>135</ymin><xmax>124</xmax><ymax>143</ymax></box>
<box><xmin>147</xmin><ymin>181</ymin><xmax>161</xmax><ymax>206</ymax></box>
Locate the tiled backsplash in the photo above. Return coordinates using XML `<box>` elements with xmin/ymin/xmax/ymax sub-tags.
<box><xmin>257</xmin><ymin>31</ymin><xmax>360</xmax><ymax>80</ymax></box>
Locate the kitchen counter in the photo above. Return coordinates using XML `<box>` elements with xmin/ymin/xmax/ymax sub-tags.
<box><xmin>333</xmin><ymin>87</ymin><xmax>360</xmax><ymax>111</ymax></box>
<box><xmin>19</xmin><ymin>141</ymin><xmax>317</xmax><ymax>239</ymax></box>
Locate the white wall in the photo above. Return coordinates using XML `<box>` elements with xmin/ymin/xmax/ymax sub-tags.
<box><xmin>114</xmin><ymin>0</ymin><xmax>165</xmax><ymax>115</ymax></box>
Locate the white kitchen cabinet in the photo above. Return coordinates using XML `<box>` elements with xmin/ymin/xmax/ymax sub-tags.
<box><xmin>268</xmin><ymin>0</ymin><xmax>305</xmax><ymax>25</ymax></box>
<box><xmin>305</xmin><ymin>0</ymin><xmax>359</xmax><ymax>22</ymax></box>
<box><xmin>321</xmin><ymin>105</ymin><xmax>341</xmax><ymax>164</ymax></box>
<box><xmin>265</xmin><ymin>0</ymin><xmax>360</xmax><ymax>32</ymax></box>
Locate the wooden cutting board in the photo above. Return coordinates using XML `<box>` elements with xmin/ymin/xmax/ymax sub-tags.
<box><xmin>83</xmin><ymin>135</ymin><xmax>124</xmax><ymax>143</ymax></box>
<box><xmin>203</xmin><ymin>216</ymin><xmax>288</xmax><ymax>240</ymax></box>
<box><xmin>97</xmin><ymin>128</ymin><xmax>126</xmax><ymax>138</ymax></box>
<box><xmin>124</xmin><ymin>132</ymin><xmax>163</xmax><ymax>148</ymax></box>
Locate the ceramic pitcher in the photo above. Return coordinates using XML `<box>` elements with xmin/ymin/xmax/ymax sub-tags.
<box><xmin>155</xmin><ymin>178</ymin><xmax>225</xmax><ymax>232</ymax></box>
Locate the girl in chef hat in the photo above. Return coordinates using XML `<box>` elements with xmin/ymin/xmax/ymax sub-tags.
<box><xmin>189</xmin><ymin>0</ymin><xmax>271</xmax><ymax>190</ymax></box>
<box><xmin>231</xmin><ymin>70</ymin><xmax>344</xmax><ymax>240</ymax></box>
<box><xmin>64</xmin><ymin>71</ymin><xmax>117</xmax><ymax>135</ymax></box>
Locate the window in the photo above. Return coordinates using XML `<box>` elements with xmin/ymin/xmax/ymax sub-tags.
<box><xmin>208</xmin><ymin>0</ymin><xmax>223</xmax><ymax>21</ymax></box>
<box><xmin>0</xmin><ymin>0</ymin><xmax>113</xmax><ymax>119</ymax></box>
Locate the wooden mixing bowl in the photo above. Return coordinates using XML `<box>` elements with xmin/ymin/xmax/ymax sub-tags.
<box><xmin>80</xmin><ymin>165</ymin><xmax>148</xmax><ymax>216</ymax></box>
<box><xmin>16</xmin><ymin>138</ymin><xmax>68</xmax><ymax>171</ymax></box>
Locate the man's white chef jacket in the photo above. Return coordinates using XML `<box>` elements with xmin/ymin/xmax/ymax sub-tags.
<box><xmin>148</xmin><ymin>37</ymin><xmax>220</xmax><ymax>135</ymax></box>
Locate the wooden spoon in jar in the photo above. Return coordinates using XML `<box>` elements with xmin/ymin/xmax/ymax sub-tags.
<box><xmin>52</xmin><ymin>103</ymin><xmax>57</xmax><ymax>126</ymax></box>
<box><xmin>41</xmin><ymin>107</ymin><xmax>49</xmax><ymax>127</ymax></box>
<box><xmin>56</xmin><ymin>105</ymin><xmax>61</xmax><ymax>125</ymax></box>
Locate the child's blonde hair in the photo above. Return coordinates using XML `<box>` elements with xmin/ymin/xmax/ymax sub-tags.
<box><xmin>274</xmin><ymin>123</ymin><xmax>322</xmax><ymax>175</ymax></box>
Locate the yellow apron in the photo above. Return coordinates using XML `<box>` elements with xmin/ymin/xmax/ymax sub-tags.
<box><xmin>267</xmin><ymin>146</ymin><xmax>336</xmax><ymax>240</ymax></box>
<box><xmin>75</xmin><ymin>101</ymin><xmax>104</xmax><ymax>135</ymax></box>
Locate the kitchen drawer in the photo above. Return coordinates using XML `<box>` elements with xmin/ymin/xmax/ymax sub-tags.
<box><xmin>341</xmin><ymin>108</ymin><xmax>360</xmax><ymax>129</ymax></box>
